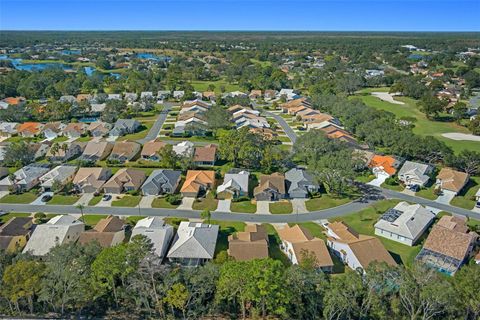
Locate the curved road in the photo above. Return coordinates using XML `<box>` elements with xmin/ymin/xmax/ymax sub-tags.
<box><xmin>136</xmin><ymin>103</ymin><xmax>173</xmax><ymax>144</ymax></box>
<box><xmin>262</xmin><ymin>110</ymin><xmax>297</xmax><ymax>143</ymax></box>
<box><xmin>1</xmin><ymin>187</ymin><xmax>478</xmax><ymax>223</ymax></box>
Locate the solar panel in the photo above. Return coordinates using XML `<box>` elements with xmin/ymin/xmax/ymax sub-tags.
<box><xmin>381</xmin><ymin>208</ymin><xmax>403</xmax><ymax>223</ymax></box>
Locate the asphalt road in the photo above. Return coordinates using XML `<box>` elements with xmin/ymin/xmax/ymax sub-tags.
<box><xmin>262</xmin><ymin>110</ymin><xmax>297</xmax><ymax>144</ymax></box>
<box><xmin>136</xmin><ymin>103</ymin><xmax>173</xmax><ymax>144</ymax></box>
<box><xmin>1</xmin><ymin>187</ymin><xmax>478</xmax><ymax>223</ymax></box>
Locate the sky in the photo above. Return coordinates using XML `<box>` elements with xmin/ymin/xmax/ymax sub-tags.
<box><xmin>0</xmin><ymin>0</ymin><xmax>479</xmax><ymax>32</ymax></box>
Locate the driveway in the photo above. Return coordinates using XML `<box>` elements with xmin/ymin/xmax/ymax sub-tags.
<box><xmin>74</xmin><ymin>193</ymin><xmax>94</xmax><ymax>206</ymax></box>
<box><xmin>435</xmin><ymin>190</ymin><xmax>456</xmax><ymax>205</ymax></box>
<box><xmin>106</xmin><ymin>135</ymin><xmax>118</xmax><ymax>142</ymax></box>
<box><xmin>30</xmin><ymin>192</ymin><xmax>54</xmax><ymax>205</ymax></box>
<box><xmin>136</xmin><ymin>104</ymin><xmax>172</xmax><ymax>144</ymax></box>
<box><xmin>256</xmin><ymin>201</ymin><xmax>271</xmax><ymax>214</ymax></box>
<box><xmin>216</xmin><ymin>199</ymin><xmax>231</xmax><ymax>212</ymax></box>
<box><xmin>291</xmin><ymin>198</ymin><xmax>308</xmax><ymax>213</ymax></box>
<box><xmin>177</xmin><ymin>197</ymin><xmax>195</xmax><ymax>210</ymax></box>
<box><xmin>139</xmin><ymin>195</ymin><xmax>155</xmax><ymax>208</ymax></box>
<box><xmin>367</xmin><ymin>173</ymin><xmax>389</xmax><ymax>187</ymax></box>
<box><xmin>95</xmin><ymin>194</ymin><xmax>117</xmax><ymax>207</ymax></box>
<box><xmin>0</xmin><ymin>191</ymin><xmax>9</xmax><ymax>200</ymax></box>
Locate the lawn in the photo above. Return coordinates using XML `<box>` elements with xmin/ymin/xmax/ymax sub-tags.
<box><xmin>111</xmin><ymin>195</ymin><xmax>142</xmax><ymax>207</ymax></box>
<box><xmin>88</xmin><ymin>196</ymin><xmax>102</xmax><ymax>206</ymax></box>
<box><xmin>305</xmin><ymin>194</ymin><xmax>351</xmax><ymax>211</ymax></box>
<box><xmin>0</xmin><ymin>193</ymin><xmax>37</xmax><ymax>204</ymax></box>
<box><xmin>52</xmin><ymin>136</ymin><xmax>68</xmax><ymax>142</ymax></box>
<box><xmin>117</xmin><ymin>122</ymin><xmax>153</xmax><ymax>141</ymax></box>
<box><xmin>415</xmin><ymin>185</ymin><xmax>438</xmax><ymax>200</ymax></box>
<box><xmin>450</xmin><ymin>176</ymin><xmax>480</xmax><ymax>210</ymax></box>
<box><xmin>355</xmin><ymin>92</ymin><xmax>480</xmax><ymax>153</ymax></box>
<box><xmin>380</xmin><ymin>182</ymin><xmax>404</xmax><ymax>191</ymax></box>
<box><xmin>47</xmin><ymin>195</ymin><xmax>80</xmax><ymax>205</ymax></box>
<box><xmin>230</xmin><ymin>199</ymin><xmax>257</xmax><ymax>213</ymax></box>
<box><xmin>269</xmin><ymin>201</ymin><xmax>293</xmax><ymax>214</ymax></box>
<box><xmin>151</xmin><ymin>197</ymin><xmax>179</xmax><ymax>209</ymax></box>
<box><xmin>356</xmin><ymin>174</ymin><xmax>376</xmax><ymax>183</ymax></box>
<box><xmin>80</xmin><ymin>214</ymin><xmax>107</xmax><ymax>227</ymax></box>
<box><xmin>330</xmin><ymin>199</ymin><xmax>422</xmax><ymax>266</ymax></box>
<box><xmin>0</xmin><ymin>212</ymin><xmax>30</xmax><ymax>224</ymax></box>
<box><xmin>192</xmin><ymin>193</ymin><xmax>218</xmax><ymax>211</ymax></box>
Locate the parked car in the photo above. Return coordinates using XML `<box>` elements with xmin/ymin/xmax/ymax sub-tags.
<box><xmin>41</xmin><ymin>195</ymin><xmax>52</xmax><ymax>202</ymax></box>
<box><xmin>102</xmin><ymin>194</ymin><xmax>112</xmax><ymax>201</ymax></box>
<box><xmin>476</xmin><ymin>201</ymin><xmax>480</xmax><ymax>208</ymax></box>
<box><xmin>407</xmin><ymin>184</ymin><xmax>420</xmax><ymax>192</ymax></box>
<box><xmin>0</xmin><ymin>209</ymin><xmax>9</xmax><ymax>216</ymax></box>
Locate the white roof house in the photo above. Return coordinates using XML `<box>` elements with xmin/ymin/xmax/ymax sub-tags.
<box><xmin>0</xmin><ymin>122</ymin><xmax>18</xmax><ymax>136</ymax></box>
<box><xmin>172</xmin><ymin>141</ymin><xmax>194</xmax><ymax>157</ymax></box>
<box><xmin>23</xmin><ymin>215</ymin><xmax>85</xmax><ymax>256</ymax></box>
<box><xmin>39</xmin><ymin>165</ymin><xmax>78</xmax><ymax>191</ymax></box>
<box><xmin>0</xmin><ymin>165</ymin><xmax>50</xmax><ymax>192</ymax></box>
<box><xmin>173</xmin><ymin>91</ymin><xmax>185</xmax><ymax>99</ymax></box>
<box><xmin>397</xmin><ymin>161</ymin><xmax>434</xmax><ymax>187</ymax></box>
<box><xmin>217</xmin><ymin>170</ymin><xmax>249</xmax><ymax>199</ymax></box>
<box><xmin>91</xmin><ymin>103</ymin><xmax>106</xmax><ymax>113</ymax></box>
<box><xmin>279</xmin><ymin>89</ymin><xmax>299</xmax><ymax>101</ymax></box>
<box><xmin>167</xmin><ymin>221</ymin><xmax>219</xmax><ymax>266</ymax></box>
<box><xmin>131</xmin><ymin>217</ymin><xmax>174</xmax><ymax>261</ymax></box>
<box><xmin>374</xmin><ymin>202</ymin><xmax>435</xmax><ymax>246</ymax></box>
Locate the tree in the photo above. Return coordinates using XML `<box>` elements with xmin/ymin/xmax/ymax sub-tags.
<box><xmin>205</xmin><ymin>105</ymin><xmax>230</xmax><ymax>136</ymax></box>
<box><xmin>453</xmin><ymin>263</ymin><xmax>480</xmax><ymax>319</ymax></box>
<box><xmin>200</xmin><ymin>209</ymin><xmax>211</xmax><ymax>224</ymax></box>
<box><xmin>2</xmin><ymin>260</ymin><xmax>45</xmax><ymax>314</ymax></box>
<box><xmin>76</xmin><ymin>204</ymin><xmax>85</xmax><ymax>222</ymax></box>
<box><xmin>163</xmin><ymin>283</ymin><xmax>189</xmax><ymax>319</ymax></box>
<box><xmin>417</xmin><ymin>93</ymin><xmax>448</xmax><ymax>119</ymax></box>
<box><xmin>2</xmin><ymin>141</ymin><xmax>35</xmax><ymax>167</ymax></box>
<box><xmin>158</xmin><ymin>144</ymin><xmax>179</xmax><ymax>169</ymax></box>
<box><xmin>451</xmin><ymin>101</ymin><xmax>467</xmax><ymax>123</ymax></box>
<box><xmin>218</xmin><ymin>127</ymin><xmax>266</xmax><ymax>169</ymax></box>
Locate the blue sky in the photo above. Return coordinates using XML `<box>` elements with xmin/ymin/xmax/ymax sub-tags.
<box><xmin>1</xmin><ymin>0</ymin><xmax>479</xmax><ymax>31</ymax></box>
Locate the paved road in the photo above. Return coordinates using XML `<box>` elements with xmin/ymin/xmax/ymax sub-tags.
<box><xmin>136</xmin><ymin>103</ymin><xmax>173</xmax><ymax>144</ymax></box>
<box><xmin>2</xmin><ymin>187</ymin><xmax>478</xmax><ymax>223</ymax></box>
<box><xmin>262</xmin><ymin>110</ymin><xmax>297</xmax><ymax>144</ymax></box>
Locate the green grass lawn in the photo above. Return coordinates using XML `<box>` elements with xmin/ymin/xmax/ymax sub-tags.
<box><xmin>330</xmin><ymin>199</ymin><xmax>421</xmax><ymax>266</ymax></box>
<box><xmin>356</xmin><ymin>174</ymin><xmax>376</xmax><ymax>183</ymax></box>
<box><xmin>52</xmin><ymin>136</ymin><xmax>68</xmax><ymax>142</ymax></box>
<box><xmin>0</xmin><ymin>193</ymin><xmax>38</xmax><ymax>204</ymax></box>
<box><xmin>76</xmin><ymin>136</ymin><xmax>92</xmax><ymax>142</ymax></box>
<box><xmin>380</xmin><ymin>182</ymin><xmax>404</xmax><ymax>191</ymax></box>
<box><xmin>117</xmin><ymin>122</ymin><xmax>153</xmax><ymax>141</ymax></box>
<box><xmin>230</xmin><ymin>200</ymin><xmax>257</xmax><ymax>213</ymax></box>
<box><xmin>111</xmin><ymin>195</ymin><xmax>141</xmax><ymax>207</ymax></box>
<box><xmin>151</xmin><ymin>197</ymin><xmax>179</xmax><ymax>209</ymax></box>
<box><xmin>88</xmin><ymin>196</ymin><xmax>102</xmax><ymax>206</ymax></box>
<box><xmin>269</xmin><ymin>201</ymin><xmax>293</xmax><ymax>214</ymax></box>
<box><xmin>189</xmin><ymin>79</ymin><xmax>240</xmax><ymax>94</ymax></box>
<box><xmin>450</xmin><ymin>176</ymin><xmax>479</xmax><ymax>210</ymax></box>
<box><xmin>192</xmin><ymin>193</ymin><xmax>218</xmax><ymax>211</ymax></box>
<box><xmin>47</xmin><ymin>195</ymin><xmax>80</xmax><ymax>205</ymax></box>
<box><xmin>0</xmin><ymin>212</ymin><xmax>30</xmax><ymax>224</ymax></box>
<box><xmin>305</xmin><ymin>194</ymin><xmax>351</xmax><ymax>211</ymax></box>
<box><xmin>415</xmin><ymin>185</ymin><xmax>438</xmax><ymax>200</ymax></box>
<box><xmin>80</xmin><ymin>214</ymin><xmax>108</xmax><ymax>227</ymax></box>
<box><xmin>355</xmin><ymin>92</ymin><xmax>480</xmax><ymax>153</ymax></box>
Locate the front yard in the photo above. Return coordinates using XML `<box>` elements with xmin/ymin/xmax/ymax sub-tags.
<box><xmin>305</xmin><ymin>194</ymin><xmax>351</xmax><ymax>211</ymax></box>
<box><xmin>450</xmin><ymin>176</ymin><xmax>480</xmax><ymax>209</ymax></box>
<box><xmin>88</xmin><ymin>196</ymin><xmax>102</xmax><ymax>206</ymax></box>
<box><xmin>192</xmin><ymin>193</ymin><xmax>218</xmax><ymax>211</ymax></box>
<box><xmin>47</xmin><ymin>195</ymin><xmax>80</xmax><ymax>205</ymax></box>
<box><xmin>0</xmin><ymin>192</ymin><xmax>38</xmax><ymax>204</ymax></box>
<box><xmin>269</xmin><ymin>201</ymin><xmax>293</xmax><ymax>214</ymax></box>
<box><xmin>230</xmin><ymin>199</ymin><xmax>257</xmax><ymax>213</ymax></box>
<box><xmin>111</xmin><ymin>195</ymin><xmax>142</xmax><ymax>207</ymax></box>
<box><xmin>151</xmin><ymin>197</ymin><xmax>179</xmax><ymax>209</ymax></box>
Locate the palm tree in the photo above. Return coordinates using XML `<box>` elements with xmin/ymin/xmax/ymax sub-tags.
<box><xmin>200</xmin><ymin>209</ymin><xmax>211</xmax><ymax>224</ymax></box>
<box><xmin>76</xmin><ymin>204</ymin><xmax>85</xmax><ymax>222</ymax></box>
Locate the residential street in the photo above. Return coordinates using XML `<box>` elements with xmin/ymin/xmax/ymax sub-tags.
<box><xmin>262</xmin><ymin>110</ymin><xmax>297</xmax><ymax>143</ymax></box>
<box><xmin>136</xmin><ymin>103</ymin><xmax>172</xmax><ymax>144</ymax></box>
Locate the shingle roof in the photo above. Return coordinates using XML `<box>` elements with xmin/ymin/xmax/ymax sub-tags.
<box><xmin>167</xmin><ymin>222</ymin><xmax>219</xmax><ymax>259</ymax></box>
<box><xmin>436</xmin><ymin>168</ymin><xmax>469</xmax><ymax>193</ymax></box>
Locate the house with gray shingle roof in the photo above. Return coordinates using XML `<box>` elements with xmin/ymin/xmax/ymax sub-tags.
<box><xmin>397</xmin><ymin>161</ymin><xmax>434</xmax><ymax>187</ymax></box>
<box><xmin>131</xmin><ymin>217</ymin><xmax>174</xmax><ymax>261</ymax></box>
<box><xmin>109</xmin><ymin>119</ymin><xmax>141</xmax><ymax>137</ymax></box>
<box><xmin>216</xmin><ymin>170</ymin><xmax>249</xmax><ymax>199</ymax></box>
<box><xmin>39</xmin><ymin>165</ymin><xmax>78</xmax><ymax>191</ymax></box>
<box><xmin>141</xmin><ymin>169</ymin><xmax>181</xmax><ymax>196</ymax></box>
<box><xmin>0</xmin><ymin>164</ymin><xmax>50</xmax><ymax>192</ymax></box>
<box><xmin>285</xmin><ymin>168</ymin><xmax>319</xmax><ymax>198</ymax></box>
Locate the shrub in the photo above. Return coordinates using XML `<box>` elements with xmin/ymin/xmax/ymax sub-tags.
<box><xmin>385</xmin><ymin>176</ymin><xmax>399</xmax><ymax>186</ymax></box>
<box><xmin>232</xmin><ymin>196</ymin><xmax>250</xmax><ymax>203</ymax></box>
<box><xmin>165</xmin><ymin>194</ymin><xmax>181</xmax><ymax>205</ymax></box>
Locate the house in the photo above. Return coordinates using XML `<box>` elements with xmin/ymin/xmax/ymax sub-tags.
<box><xmin>78</xmin><ymin>215</ymin><xmax>125</xmax><ymax>248</ymax></box>
<box><xmin>281</xmin><ymin>97</ymin><xmax>312</xmax><ymax>114</ymax></box>
<box><xmin>249</xmin><ymin>90</ymin><xmax>263</xmax><ymax>100</ymax></box>
<box><xmin>223</xmin><ymin>91</ymin><xmax>247</xmax><ymax>99</ymax></box>
<box><xmin>193</xmin><ymin>144</ymin><xmax>217</xmax><ymax>166</ymax></box>
<box><xmin>228</xmin><ymin>224</ymin><xmax>269</xmax><ymax>261</ymax></box>
<box><xmin>254</xmin><ymin>173</ymin><xmax>286</xmax><ymax>201</ymax></box>
<box><xmin>76</xmin><ymin>93</ymin><xmax>93</xmax><ymax>103</ymax></box>
<box><xmin>109</xmin><ymin>119</ymin><xmax>141</xmax><ymax>137</ymax></box>
<box><xmin>0</xmin><ymin>97</ymin><xmax>26</xmax><ymax>109</ymax></box>
<box><xmin>180</xmin><ymin>170</ymin><xmax>216</xmax><ymax>198</ymax></box>
<box><xmin>0</xmin><ymin>167</ymin><xmax>9</xmax><ymax>180</ymax></box>
<box><xmin>319</xmin><ymin>125</ymin><xmax>358</xmax><ymax>145</ymax></box>
<box><xmin>157</xmin><ymin>90</ymin><xmax>171</xmax><ymax>100</ymax></box>
<box><xmin>87</xmin><ymin>121</ymin><xmax>112</xmax><ymax>137</ymax></box>
<box><xmin>42</xmin><ymin>122</ymin><xmax>65</xmax><ymax>140</ymax></box>
<box><xmin>278</xmin><ymin>224</ymin><xmax>334</xmax><ymax>272</ymax></box>
<box><xmin>397</xmin><ymin>161</ymin><xmax>434</xmax><ymax>187</ymax></box>
<box><xmin>103</xmin><ymin>168</ymin><xmax>146</xmax><ymax>194</ymax></box>
<box><xmin>59</xmin><ymin>95</ymin><xmax>77</xmax><ymax>104</ymax></box>
<box><xmin>29</xmin><ymin>142</ymin><xmax>50</xmax><ymax>160</ymax></box>
<box><xmin>141</xmin><ymin>169</ymin><xmax>181</xmax><ymax>196</ymax></box>
<box><xmin>173</xmin><ymin>91</ymin><xmax>185</xmax><ymax>100</ymax></box>
<box><xmin>62</xmin><ymin>123</ymin><xmax>86</xmax><ymax>139</ymax></box>
<box><xmin>181</xmin><ymin>99</ymin><xmax>211</xmax><ymax>113</ymax></box>
<box><xmin>250</xmin><ymin>127</ymin><xmax>278</xmax><ymax>140</ymax></box>
<box><xmin>80</xmin><ymin>140</ymin><xmax>114</xmax><ymax>162</ymax></box>
<box><xmin>436</xmin><ymin>168</ymin><xmax>469</xmax><ymax>195</ymax></box>
<box><xmin>90</xmin><ymin>103</ymin><xmax>106</xmax><ymax>113</ymax></box>
<box><xmin>173</xmin><ymin>141</ymin><xmax>194</xmax><ymax>157</ymax></box>
<box><xmin>368</xmin><ymin>155</ymin><xmax>402</xmax><ymax>178</ymax></box>
<box><xmin>108</xmin><ymin>141</ymin><xmax>141</xmax><ymax>163</ymax></box>
<box><xmin>217</xmin><ymin>170</ymin><xmax>249</xmax><ymax>199</ymax></box>
<box><xmin>46</xmin><ymin>142</ymin><xmax>86</xmax><ymax>162</ymax></box>
<box><xmin>23</xmin><ymin>215</ymin><xmax>85</xmax><ymax>256</ymax></box>
<box><xmin>107</xmin><ymin>93</ymin><xmax>122</xmax><ymax>100</ymax></box>
<box><xmin>141</xmin><ymin>140</ymin><xmax>167</xmax><ymax>161</ymax></box>
<box><xmin>202</xmin><ymin>91</ymin><xmax>216</xmax><ymax>101</ymax></box>
<box><xmin>285</xmin><ymin>168</ymin><xmax>318</xmax><ymax>198</ymax></box>
<box><xmin>264</xmin><ymin>90</ymin><xmax>277</xmax><ymax>100</ymax></box>
<box><xmin>131</xmin><ymin>217</ymin><xmax>174</xmax><ymax>261</ymax></box>
<box><xmin>17</xmin><ymin>122</ymin><xmax>44</xmax><ymax>137</ymax></box>
<box><xmin>374</xmin><ymin>202</ymin><xmax>435</xmax><ymax>246</ymax></box>
<box><xmin>0</xmin><ymin>217</ymin><xmax>33</xmax><ymax>253</ymax></box>
<box><xmin>0</xmin><ymin>122</ymin><xmax>18</xmax><ymax>137</ymax></box>
<box><xmin>73</xmin><ymin>167</ymin><xmax>112</xmax><ymax>194</ymax></box>
<box><xmin>0</xmin><ymin>164</ymin><xmax>49</xmax><ymax>192</ymax></box>
<box><xmin>325</xmin><ymin>221</ymin><xmax>397</xmax><ymax>271</ymax></box>
<box><xmin>279</xmin><ymin>88</ymin><xmax>299</xmax><ymax>101</ymax></box>
<box><xmin>124</xmin><ymin>92</ymin><xmax>138</xmax><ymax>103</ymax></box>
<box><xmin>39</xmin><ymin>165</ymin><xmax>78</xmax><ymax>191</ymax></box>
<box><xmin>416</xmin><ymin>215</ymin><xmax>477</xmax><ymax>275</ymax></box>
<box><xmin>140</xmin><ymin>91</ymin><xmax>154</xmax><ymax>100</ymax></box>
<box><xmin>167</xmin><ymin>221</ymin><xmax>219</xmax><ymax>266</ymax></box>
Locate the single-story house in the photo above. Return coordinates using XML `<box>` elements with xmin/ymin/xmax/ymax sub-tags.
<box><xmin>397</xmin><ymin>161</ymin><xmax>434</xmax><ymax>187</ymax></box>
<box><xmin>0</xmin><ymin>164</ymin><xmax>50</xmax><ymax>192</ymax></box>
<box><xmin>80</xmin><ymin>140</ymin><xmax>114</xmax><ymax>162</ymax></box>
<box><xmin>17</xmin><ymin>122</ymin><xmax>44</xmax><ymax>137</ymax></box>
<box><xmin>108</xmin><ymin>141</ymin><xmax>141</xmax><ymax>163</ymax></box>
<box><xmin>374</xmin><ymin>202</ymin><xmax>435</xmax><ymax>246</ymax></box>
<box><xmin>140</xmin><ymin>140</ymin><xmax>166</xmax><ymax>161</ymax></box>
<box><xmin>141</xmin><ymin>169</ymin><xmax>182</xmax><ymax>196</ymax></box>
<box><xmin>124</xmin><ymin>92</ymin><xmax>138</xmax><ymax>103</ymax></box>
<box><xmin>42</xmin><ymin>122</ymin><xmax>65</xmax><ymax>140</ymax></box>
<box><xmin>0</xmin><ymin>122</ymin><xmax>18</xmax><ymax>137</ymax></box>
<box><xmin>325</xmin><ymin>221</ymin><xmax>397</xmax><ymax>272</ymax></box>
<box><xmin>131</xmin><ymin>217</ymin><xmax>174</xmax><ymax>261</ymax></box>
<box><xmin>103</xmin><ymin>168</ymin><xmax>146</xmax><ymax>194</ymax></box>
<box><xmin>193</xmin><ymin>144</ymin><xmax>217</xmax><ymax>166</ymax></box>
<box><xmin>436</xmin><ymin>168</ymin><xmax>469</xmax><ymax>195</ymax></box>
<box><xmin>368</xmin><ymin>155</ymin><xmax>403</xmax><ymax>178</ymax></box>
<box><xmin>62</xmin><ymin>123</ymin><xmax>87</xmax><ymax>139</ymax></box>
<box><xmin>180</xmin><ymin>170</ymin><xmax>216</xmax><ymax>198</ymax></box>
<box><xmin>278</xmin><ymin>224</ymin><xmax>334</xmax><ymax>272</ymax></box>
<box><xmin>87</xmin><ymin>121</ymin><xmax>112</xmax><ymax>137</ymax></box>
<box><xmin>78</xmin><ymin>215</ymin><xmax>125</xmax><ymax>248</ymax></box>
<box><xmin>90</xmin><ymin>103</ymin><xmax>106</xmax><ymax>113</ymax></box>
<box><xmin>172</xmin><ymin>141</ymin><xmax>194</xmax><ymax>157</ymax></box>
<box><xmin>47</xmin><ymin>142</ymin><xmax>86</xmax><ymax>162</ymax></box>
<box><xmin>254</xmin><ymin>172</ymin><xmax>286</xmax><ymax>201</ymax></box>
<box><xmin>173</xmin><ymin>91</ymin><xmax>185</xmax><ymax>100</ymax></box>
<box><xmin>157</xmin><ymin>90</ymin><xmax>171</xmax><ymax>100</ymax></box>
<box><xmin>217</xmin><ymin>170</ymin><xmax>249</xmax><ymax>199</ymax></box>
<box><xmin>39</xmin><ymin>165</ymin><xmax>78</xmax><ymax>191</ymax></box>
<box><xmin>228</xmin><ymin>224</ymin><xmax>269</xmax><ymax>261</ymax></box>
<box><xmin>285</xmin><ymin>168</ymin><xmax>318</xmax><ymax>198</ymax></box>
<box><xmin>107</xmin><ymin>94</ymin><xmax>122</xmax><ymax>101</ymax></box>
<box><xmin>73</xmin><ymin>167</ymin><xmax>112</xmax><ymax>194</ymax></box>
<box><xmin>416</xmin><ymin>215</ymin><xmax>477</xmax><ymax>275</ymax></box>
<box><xmin>109</xmin><ymin>119</ymin><xmax>141</xmax><ymax>137</ymax></box>
<box><xmin>0</xmin><ymin>97</ymin><xmax>26</xmax><ymax>109</ymax></box>
<box><xmin>0</xmin><ymin>217</ymin><xmax>33</xmax><ymax>253</ymax></box>
<box><xmin>23</xmin><ymin>215</ymin><xmax>85</xmax><ymax>256</ymax></box>
<box><xmin>167</xmin><ymin>222</ymin><xmax>219</xmax><ymax>266</ymax></box>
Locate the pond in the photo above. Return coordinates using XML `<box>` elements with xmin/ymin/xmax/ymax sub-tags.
<box><xmin>136</xmin><ymin>53</ymin><xmax>172</xmax><ymax>62</ymax></box>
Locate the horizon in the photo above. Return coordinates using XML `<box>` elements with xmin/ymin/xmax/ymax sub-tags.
<box><xmin>1</xmin><ymin>0</ymin><xmax>479</xmax><ymax>32</ymax></box>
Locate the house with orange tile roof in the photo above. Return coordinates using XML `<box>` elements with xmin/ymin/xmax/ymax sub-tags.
<box><xmin>435</xmin><ymin>168</ymin><xmax>469</xmax><ymax>195</ymax></box>
<box><xmin>17</xmin><ymin>122</ymin><xmax>44</xmax><ymax>138</ymax></box>
<box><xmin>368</xmin><ymin>155</ymin><xmax>403</xmax><ymax>178</ymax></box>
<box><xmin>319</xmin><ymin>125</ymin><xmax>357</xmax><ymax>145</ymax></box>
<box><xmin>180</xmin><ymin>170</ymin><xmax>216</xmax><ymax>198</ymax></box>
<box><xmin>280</xmin><ymin>97</ymin><xmax>312</xmax><ymax>114</ymax></box>
<box><xmin>249</xmin><ymin>90</ymin><xmax>263</xmax><ymax>99</ymax></box>
<box><xmin>0</xmin><ymin>97</ymin><xmax>26</xmax><ymax>109</ymax></box>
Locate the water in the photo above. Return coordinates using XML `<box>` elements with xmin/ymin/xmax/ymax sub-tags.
<box><xmin>136</xmin><ymin>53</ymin><xmax>172</xmax><ymax>62</ymax></box>
<box><xmin>84</xmin><ymin>66</ymin><xmax>95</xmax><ymax>76</ymax></box>
<box><xmin>61</xmin><ymin>49</ymin><xmax>81</xmax><ymax>55</ymax></box>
